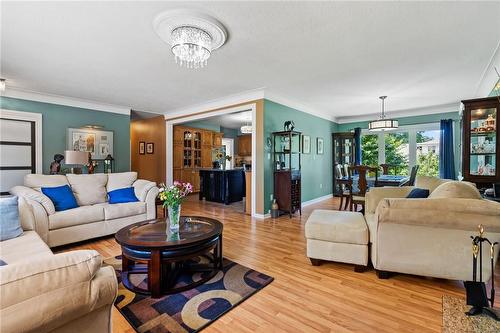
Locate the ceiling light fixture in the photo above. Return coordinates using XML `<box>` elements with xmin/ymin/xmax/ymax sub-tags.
<box><xmin>153</xmin><ymin>10</ymin><xmax>227</xmax><ymax>69</ymax></box>
<box><xmin>0</xmin><ymin>79</ymin><xmax>6</xmax><ymax>92</ymax></box>
<box><xmin>368</xmin><ymin>96</ymin><xmax>398</xmax><ymax>131</ymax></box>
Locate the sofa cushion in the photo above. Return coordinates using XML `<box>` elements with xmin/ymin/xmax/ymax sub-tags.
<box><xmin>0</xmin><ymin>196</ymin><xmax>23</xmax><ymax>241</ymax></box>
<box><xmin>406</xmin><ymin>188</ymin><xmax>430</xmax><ymax>198</ymax></box>
<box><xmin>100</xmin><ymin>202</ymin><xmax>146</xmax><ymax>220</ymax></box>
<box><xmin>48</xmin><ymin>205</ymin><xmax>105</xmax><ymax>230</ymax></box>
<box><xmin>305</xmin><ymin>210</ymin><xmax>368</xmax><ymax>245</ymax></box>
<box><xmin>24</xmin><ymin>174</ymin><xmax>69</xmax><ymax>191</ymax></box>
<box><xmin>0</xmin><ymin>231</ymin><xmax>52</xmax><ymax>263</ymax></box>
<box><xmin>107</xmin><ymin>172</ymin><xmax>138</xmax><ymax>192</ymax></box>
<box><xmin>429</xmin><ymin>181</ymin><xmax>481</xmax><ymax>199</ymax></box>
<box><xmin>414</xmin><ymin>176</ymin><xmax>450</xmax><ymax>193</ymax></box>
<box><xmin>41</xmin><ymin>185</ymin><xmax>79</xmax><ymax>212</ymax></box>
<box><xmin>66</xmin><ymin>174</ymin><xmax>108</xmax><ymax>206</ymax></box>
<box><xmin>108</xmin><ymin>187</ymin><xmax>139</xmax><ymax>204</ymax></box>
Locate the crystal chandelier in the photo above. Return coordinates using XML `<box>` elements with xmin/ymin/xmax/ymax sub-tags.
<box><xmin>153</xmin><ymin>10</ymin><xmax>227</xmax><ymax>70</ymax></box>
<box><xmin>240</xmin><ymin>124</ymin><xmax>252</xmax><ymax>134</ymax></box>
<box><xmin>368</xmin><ymin>96</ymin><xmax>399</xmax><ymax>131</ymax></box>
<box><xmin>171</xmin><ymin>26</ymin><xmax>212</xmax><ymax>69</ymax></box>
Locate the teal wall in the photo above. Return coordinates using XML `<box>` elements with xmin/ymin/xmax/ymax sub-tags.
<box><xmin>182</xmin><ymin>120</ymin><xmax>220</xmax><ymax>132</ymax></box>
<box><xmin>0</xmin><ymin>96</ymin><xmax>131</xmax><ymax>174</ymax></box>
<box><xmin>264</xmin><ymin>99</ymin><xmax>337</xmax><ymax>213</ymax></box>
<box><xmin>336</xmin><ymin>111</ymin><xmax>462</xmax><ymax>176</ymax></box>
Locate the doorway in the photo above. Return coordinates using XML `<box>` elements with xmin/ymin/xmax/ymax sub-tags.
<box><xmin>221</xmin><ymin>138</ymin><xmax>234</xmax><ymax>169</ymax></box>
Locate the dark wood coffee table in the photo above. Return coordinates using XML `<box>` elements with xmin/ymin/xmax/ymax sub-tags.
<box><xmin>115</xmin><ymin>216</ymin><xmax>223</xmax><ymax>298</ymax></box>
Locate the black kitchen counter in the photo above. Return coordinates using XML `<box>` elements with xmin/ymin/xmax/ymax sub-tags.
<box><xmin>199</xmin><ymin>169</ymin><xmax>245</xmax><ymax>204</ymax></box>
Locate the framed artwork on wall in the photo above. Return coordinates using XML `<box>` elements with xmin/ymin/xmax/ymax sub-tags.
<box><xmin>67</xmin><ymin>127</ymin><xmax>113</xmax><ymax>160</ymax></box>
<box><xmin>139</xmin><ymin>141</ymin><xmax>145</xmax><ymax>155</ymax></box>
<box><xmin>302</xmin><ymin>135</ymin><xmax>311</xmax><ymax>154</ymax></box>
<box><xmin>146</xmin><ymin>142</ymin><xmax>154</xmax><ymax>154</ymax></box>
<box><xmin>317</xmin><ymin>137</ymin><xmax>324</xmax><ymax>154</ymax></box>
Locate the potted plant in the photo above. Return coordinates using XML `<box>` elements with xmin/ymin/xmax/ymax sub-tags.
<box><xmin>158</xmin><ymin>181</ymin><xmax>193</xmax><ymax>232</ymax></box>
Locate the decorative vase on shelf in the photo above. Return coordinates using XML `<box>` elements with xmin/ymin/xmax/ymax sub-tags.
<box><xmin>168</xmin><ymin>203</ymin><xmax>181</xmax><ymax>232</ymax></box>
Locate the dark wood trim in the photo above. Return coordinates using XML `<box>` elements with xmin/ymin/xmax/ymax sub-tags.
<box><xmin>0</xmin><ymin>141</ymin><xmax>32</xmax><ymax>146</ymax></box>
<box><xmin>31</xmin><ymin>121</ymin><xmax>36</xmax><ymax>173</ymax></box>
<box><xmin>0</xmin><ymin>166</ymin><xmax>33</xmax><ymax>170</ymax></box>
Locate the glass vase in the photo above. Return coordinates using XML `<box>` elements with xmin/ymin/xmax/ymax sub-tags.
<box><xmin>168</xmin><ymin>204</ymin><xmax>181</xmax><ymax>232</ymax></box>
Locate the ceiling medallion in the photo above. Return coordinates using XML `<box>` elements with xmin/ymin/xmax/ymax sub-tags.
<box><xmin>153</xmin><ymin>9</ymin><xmax>227</xmax><ymax>69</ymax></box>
<box><xmin>368</xmin><ymin>96</ymin><xmax>399</xmax><ymax>131</ymax></box>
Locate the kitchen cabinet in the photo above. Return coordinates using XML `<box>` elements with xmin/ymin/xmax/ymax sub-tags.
<box><xmin>238</xmin><ymin>135</ymin><xmax>252</xmax><ymax>156</ymax></box>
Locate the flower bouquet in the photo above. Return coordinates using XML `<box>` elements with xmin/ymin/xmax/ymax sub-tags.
<box><xmin>158</xmin><ymin>181</ymin><xmax>193</xmax><ymax>231</ymax></box>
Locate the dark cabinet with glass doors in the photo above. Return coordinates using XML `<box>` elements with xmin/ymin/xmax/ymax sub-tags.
<box><xmin>462</xmin><ymin>96</ymin><xmax>500</xmax><ymax>189</ymax></box>
<box><xmin>332</xmin><ymin>132</ymin><xmax>357</xmax><ymax>195</ymax></box>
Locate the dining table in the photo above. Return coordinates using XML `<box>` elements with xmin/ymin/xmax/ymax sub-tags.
<box><xmin>338</xmin><ymin>174</ymin><xmax>409</xmax><ymax>190</ymax></box>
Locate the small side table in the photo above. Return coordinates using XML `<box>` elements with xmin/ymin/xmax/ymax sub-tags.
<box><xmin>155</xmin><ymin>198</ymin><xmax>166</xmax><ymax>218</ymax></box>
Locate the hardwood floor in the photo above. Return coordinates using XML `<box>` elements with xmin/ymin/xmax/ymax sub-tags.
<box><xmin>59</xmin><ymin>196</ymin><xmax>500</xmax><ymax>332</ymax></box>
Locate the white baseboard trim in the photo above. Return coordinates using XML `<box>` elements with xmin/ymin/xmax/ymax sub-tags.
<box><xmin>253</xmin><ymin>213</ymin><xmax>271</xmax><ymax>219</ymax></box>
<box><xmin>301</xmin><ymin>193</ymin><xmax>333</xmax><ymax>207</ymax></box>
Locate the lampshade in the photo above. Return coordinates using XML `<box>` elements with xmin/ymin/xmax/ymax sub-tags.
<box><xmin>64</xmin><ymin>150</ymin><xmax>89</xmax><ymax>165</ymax></box>
<box><xmin>368</xmin><ymin>119</ymin><xmax>399</xmax><ymax>131</ymax></box>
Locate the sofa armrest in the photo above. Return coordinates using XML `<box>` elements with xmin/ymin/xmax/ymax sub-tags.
<box><xmin>17</xmin><ymin>197</ymin><xmax>50</xmax><ymax>243</ymax></box>
<box><xmin>377</xmin><ymin>198</ymin><xmax>500</xmax><ymax>232</ymax></box>
<box><xmin>365</xmin><ymin>187</ymin><xmax>414</xmax><ymax>214</ymax></box>
<box><xmin>0</xmin><ymin>250</ymin><xmax>117</xmax><ymax>333</ymax></box>
<box><xmin>133</xmin><ymin>179</ymin><xmax>156</xmax><ymax>202</ymax></box>
<box><xmin>10</xmin><ymin>185</ymin><xmax>55</xmax><ymax>215</ymax></box>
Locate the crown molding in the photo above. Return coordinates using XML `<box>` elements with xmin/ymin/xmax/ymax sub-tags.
<box><xmin>335</xmin><ymin>102</ymin><xmax>460</xmax><ymax>124</ymax></box>
<box><xmin>164</xmin><ymin>88</ymin><xmax>265</xmax><ymax>119</ymax></box>
<box><xmin>1</xmin><ymin>87</ymin><xmax>131</xmax><ymax>115</ymax></box>
<box><xmin>475</xmin><ymin>40</ymin><xmax>500</xmax><ymax>97</ymax></box>
<box><xmin>263</xmin><ymin>92</ymin><xmax>336</xmax><ymax>122</ymax></box>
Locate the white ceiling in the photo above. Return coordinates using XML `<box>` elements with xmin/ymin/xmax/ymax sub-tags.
<box><xmin>1</xmin><ymin>1</ymin><xmax>499</xmax><ymax>121</ymax></box>
<box><xmin>181</xmin><ymin>110</ymin><xmax>252</xmax><ymax>130</ymax></box>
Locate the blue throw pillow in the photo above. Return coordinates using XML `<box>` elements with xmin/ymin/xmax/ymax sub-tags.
<box><xmin>108</xmin><ymin>187</ymin><xmax>139</xmax><ymax>204</ymax></box>
<box><xmin>0</xmin><ymin>196</ymin><xmax>23</xmax><ymax>241</ymax></box>
<box><xmin>406</xmin><ymin>188</ymin><xmax>430</xmax><ymax>198</ymax></box>
<box><xmin>41</xmin><ymin>185</ymin><xmax>79</xmax><ymax>211</ymax></box>
<box><xmin>0</xmin><ymin>259</ymin><xmax>7</xmax><ymax>266</ymax></box>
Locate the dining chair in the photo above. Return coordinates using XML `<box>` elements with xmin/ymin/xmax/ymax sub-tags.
<box><xmin>400</xmin><ymin>165</ymin><xmax>419</xmax><ymax>186</ymax></box>
<box><xmin>379</xmin><ymin>163</ymin><xmax>391</xmax><ymax>175</ymax></box>
<box><xmin>348</xmin><ymin>165</ymin><xmax>378</xmax><ymax>213</ymax></box>
<box><xmin>334</xmin><ymin>164</ymin><xmax>351</xmax><ymax>210</ymax></box>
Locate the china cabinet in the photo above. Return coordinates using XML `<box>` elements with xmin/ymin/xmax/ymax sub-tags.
<box><xmin>272</xmin><ymin>130</ymin><xmax>301</xmax><ymax>217</ymax></box>
<box><xmin>332</xmin><ymin>132</ymin><xmax>357</xmax><ymax>195</ymax></box>
<box><xmin>462</xmin><ymin>96</ymin><xmax>500</xmax><ymax>189</ymax></box>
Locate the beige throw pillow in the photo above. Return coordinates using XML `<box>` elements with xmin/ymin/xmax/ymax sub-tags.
<box><xmin>106</xmin><ymin>172</ymin><xmax>138</xmax><ymax>192</ymax></box>
<box><xmin>428</xmin><ymin>181</ymin><xmax>481</xmax><ymax>199</ymax></box>
<box><xmin>66</xmin><ymin>174</ymin><xmax>108</xmax><ymax>206</ymax></box>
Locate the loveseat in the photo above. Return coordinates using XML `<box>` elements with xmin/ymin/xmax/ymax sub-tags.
<box><xmin>0</xmin><ymin>197</ymin><xmax>117</xmax><ymax>333</ymax></box>
<box><xmin>365</xmin><ymin>176</ymin><xmax>500</xmax><ymax>281</ymax></box>
<box><xmin>10</xmin><ymin>172</ymin><xmax>159</xmax><ymax>247</ymax></box>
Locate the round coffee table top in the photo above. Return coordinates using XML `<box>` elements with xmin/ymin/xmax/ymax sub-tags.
<box><xmin>115</xmin><ymin>216</ymin><xmax>223</xmax><ymax>249</ymax></box>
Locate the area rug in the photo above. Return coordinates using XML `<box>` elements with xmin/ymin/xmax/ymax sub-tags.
<box><xmin>104</xmin><ymin>255</ymin><xmax>273</xmax><ymax>333</ymax></box>
<box><xmin>442</xmin><ymin>295</ymin><xmax>500</xmax><ymax>333</ymax></box>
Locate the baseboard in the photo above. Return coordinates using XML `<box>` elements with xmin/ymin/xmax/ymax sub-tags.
<box><xmin>253</xmin><ymin>213</ymin><xmax>271</xmax><ymax>219</ymax></box>
<box><xmin>301</xmin><ymin>193</ymin><xmax>333</xmax><ymax>207</ymax></box>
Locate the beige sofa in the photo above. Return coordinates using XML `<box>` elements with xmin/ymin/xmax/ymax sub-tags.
<box><xmin>0</xmin><ymin>197</ymin><xmax>117</xmax><ymax>333</ymax></box>
<box><xmin>10</xmin><ymin>172</ymin><xmax>159</xmax><ymax>247</ymax></box>
<box><xmin>365</xmin><ymin>176</ymin><xmax>500</xmax><ymax>281</ymax></box>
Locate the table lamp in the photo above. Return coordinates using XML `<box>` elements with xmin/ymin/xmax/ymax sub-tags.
<box><xmin>64</xmin><ymin>150</ymin><xmax>89</xmax><ymax>174</ymax></box>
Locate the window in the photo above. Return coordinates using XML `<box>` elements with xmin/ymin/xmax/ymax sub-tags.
<box><xmin>361</xmin><ymin>124</ymin><xmax>441</xmax><ymax>175</ymax></box>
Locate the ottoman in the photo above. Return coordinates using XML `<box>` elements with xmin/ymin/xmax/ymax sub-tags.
<box><xmin>305</xmin><ymin>210</ymin><xmax>369</xmax><ymax>272</ymax></box>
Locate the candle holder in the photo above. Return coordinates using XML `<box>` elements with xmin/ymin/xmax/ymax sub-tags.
<box><xmin>464</xmin><ymin>224</ymin><xmax>499</xmax><ymax>321</ymax></box>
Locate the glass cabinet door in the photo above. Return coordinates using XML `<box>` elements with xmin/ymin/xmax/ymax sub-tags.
<box><xmin>183</xmin><ymin>131</ymin><xmax>192</xmax><ymax>168</ymax></box>
<box><xmin>469</xmin><ymin>108</ymin><xmax>496</xmax><ymax>176</ymax></box>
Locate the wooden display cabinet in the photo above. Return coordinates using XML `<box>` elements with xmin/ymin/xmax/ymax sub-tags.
<box><xmin>462</xmin><ymin>96</ymin><xmax>500</xmax><ymax>189</ymax></box>
<box><xmin>332</xmin><ymin>132</ymin><xmax>357</xmax><ymax>195</ymax></box>
<box><xmin>272</xmin><ymin>130</ymin><xmax>301</xmax><ymax>218</ymax></box>
<box><xmin>238</xmin><ymin>134</ymin><xmax>252</xmax><ymax>156</ymax></box>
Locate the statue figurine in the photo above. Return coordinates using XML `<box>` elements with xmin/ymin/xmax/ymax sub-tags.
<box><xmin>87</xmin><ymin>153</ymin><xmax>98</xmax><ymax>174</ymax></box>
<box><xmin>49</xmin><ymin>154</ymin><xmax>64</xmax><ymax>175</ymax></box>
<box><xmin>284</xmin><ymin>120</ymin><xmax>295</xmax><ymax>132</ymax></box>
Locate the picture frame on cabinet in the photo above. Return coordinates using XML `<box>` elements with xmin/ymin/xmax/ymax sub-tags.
<box><xmin>302</xmin><ymin>135</ymin><xmax>311</xmax><ymax>154</ymax></box>
<box><xmin>317</xmin><ymin>137</ymin><xmax>324</xmax><ymax>154</ymax></box>
<box><xmin>139</xmin><ymin>141</ymin><xmax>145</xmax><ymax>155</ymax></box>
<box><xmin>146</xmin><ymin>142</ymin><xmax>154</xmax><ymax>154</ymax></box>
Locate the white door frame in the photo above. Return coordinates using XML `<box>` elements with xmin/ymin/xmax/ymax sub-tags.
<box><xmin>0</xmin><ymin>108</ymin><xmax>43</xmax><ymax>173</ymax></box>
<box><xmin>221</xmin><ymin>137</ymin><xmax>235</xmax><ymax>169</ymax></box>
<box><xmin>165</xmin><ymin>103</ymin><xmax>257</xmax><ymax>217</ymax></box>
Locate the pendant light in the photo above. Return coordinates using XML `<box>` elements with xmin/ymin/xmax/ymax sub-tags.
<box><xmin>368</xmin><ymin>96</ymin><xmax>398</xmax><ymax>131</ymax></box>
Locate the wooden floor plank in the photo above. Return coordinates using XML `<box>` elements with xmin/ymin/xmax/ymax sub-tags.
<box><xmin>57</xmin><ymin>195</ymin><xmax>500</xmax><ymax>332</ymax></box>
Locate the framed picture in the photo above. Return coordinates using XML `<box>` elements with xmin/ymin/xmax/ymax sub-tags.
<box><xmin>146</xmin><ymin>142</ymin><xmax>154</xmax><ymax>154</ymax></box>
<box><xmin>302</xmin><ymin>135</ymin><xmax>311</xmax><ymax>154</ymax></box>
<box><xmin>67</xmin><ymin>127</ymin><xmax>113</xmax><ymax>160</ymax></box>
<box><xmin>139</xmin><ymin>141</ymin><xmax>145</xmax><ymax>155</ymax></box>
<box><xmin>317</xmin><ymin>137</ymin><xmax>324</xmax><ymax>154</ymax></box>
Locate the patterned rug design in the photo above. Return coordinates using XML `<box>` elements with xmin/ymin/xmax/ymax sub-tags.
<box><xmin>104</xmin><ymin>255</ymin><xmax>273</xmax><ymax>333</ymax></box>
<box><xmin>442</xmin><ymin>295</ymin><xmax>500</xmax><ymax>333</ymax></box>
